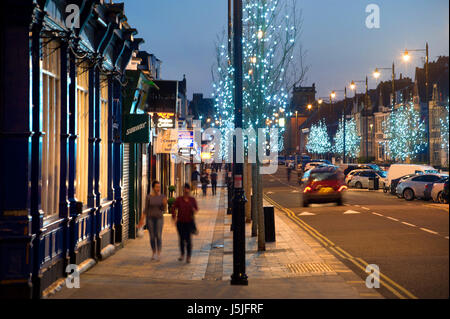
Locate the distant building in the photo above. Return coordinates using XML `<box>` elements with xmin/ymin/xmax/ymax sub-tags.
<box><xmin>189</xmin><ymin>93</ymin><xmax>215</xmax><ymax>126</ymax></box>
<box><xmin>413</xmin><ymin>56</ymin><xmax>449</xmax><ymax>167</ymax></box>
<box><xmin>287</xmin><ymin>84</ymin><xmax>317</xmax><ymax>154</ymax></box>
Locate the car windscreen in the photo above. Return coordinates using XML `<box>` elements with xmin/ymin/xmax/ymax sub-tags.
<box><xmin>377</xmin><ymin>171</ymin><xmax>387</xmax><ymax>178</ymax></box>
<box><xmin>310</xmin><ymin>171</ymin><xmax>339</xmax><ymax>182</ymax></box>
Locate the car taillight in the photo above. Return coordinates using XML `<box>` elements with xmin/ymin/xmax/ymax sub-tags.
<box><xmin>303</xmin><ymin>186</ymin><xmax>312</xmax><ymax>193</ymax></box>
<box><xmin>338</xmin><ymin>185</ymin><xmax>347</xmax><ymax>192</ymax></box>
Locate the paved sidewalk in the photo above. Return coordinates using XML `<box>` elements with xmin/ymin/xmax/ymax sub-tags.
<box><xmin>51</xmin><ymin>186</ymin><xmax>382</xmax><ymax>299</ymax></box>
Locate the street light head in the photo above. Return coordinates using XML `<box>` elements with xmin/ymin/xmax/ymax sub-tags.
<box><xmin>350</xmin><ymin>81</ymin><xmax>356</xmax><ymax>90</ymax></box>
<box><xmin>403</xmin><ymin>50</ymin><xmax>410</xmax><ymax>62</ymax></box>
<box><xmin>307</xmin><ymin>104</ymin><xmax>312</xmax><ymax>110</ymax></box>
<box><xmin>257</xmin><ymin>30</ymin><xmax>264</xmax><ymax>39</ymax></box>
<box><xmin>330</xmin><ymin>91</ymin><xmax>336</xmax><ymax>99</ymax></box>
<box><xmin>373</xmin><ymin>68</ymin><xmax>381</xmax><ymax>79</ymax></box>
<box><xmin>318</xmin><ymin>99</ymin><xmax>323</xmax><ymax>105</ymax></box>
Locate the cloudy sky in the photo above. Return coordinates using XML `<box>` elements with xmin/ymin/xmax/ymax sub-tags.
<box><xmin>124</xmin><ymin>0</ymin><xmax>449</xmax><ymax>100</ymax></box>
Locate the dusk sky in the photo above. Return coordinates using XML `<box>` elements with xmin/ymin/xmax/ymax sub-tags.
<box><xmin>125</xmin><ymin>0</ymin><xmax>449</xmax><ymax>100</ymax></box>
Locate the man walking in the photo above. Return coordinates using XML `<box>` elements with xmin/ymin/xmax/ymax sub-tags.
<box><xmin>210</xmin><ymin>169</ymin><xmax>218</xmax><ymax>196</ymax></box>
<box><xmin>172</xmin><ymin>184</ymin><xmax>198</xmax><ymax>264</ymax></box>
<box><xmin>191</xmin><ymin>166</ymin><xmax>200</xmax><ymax>196</ymax></box>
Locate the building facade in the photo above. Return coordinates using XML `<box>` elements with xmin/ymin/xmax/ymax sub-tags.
<box><xmin>0</xmin><ymin>0</ymin><xmax>140</xmax><ymax>298</ymax></box>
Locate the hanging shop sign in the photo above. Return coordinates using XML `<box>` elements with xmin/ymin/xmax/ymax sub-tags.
<box><xmin>151</xmin><ymin>112</ymin><xmax>175</xmax><ymax>128</ymax></box>
<box><xmin>155</xmin><ymin>129</ymin><xmax>178</xmax><ymax>154</ymax></box>
<box><xmin>122</xmin><ymin>114</ymin><xmax>151</xmax><ymax>143</ymax></box>
<box><xmin>147</xmin><ymin>80</ymin><xmax>178</xmax><ymax>113</ymax></box>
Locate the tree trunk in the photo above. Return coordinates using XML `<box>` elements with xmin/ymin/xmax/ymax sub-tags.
<box><xmin>244</xmin><ymin>157</ymin><xmax>252</xmax><ymax>223</ymax></box>
<box><xmin>251</xmin><ymin>163</ymin><xmax>258</xmax><ymax>237</ymax></box>
<box><xmin>256</xmin><ymin>160</ymin><xmax>265</xmax><ymax>251</ymax></box>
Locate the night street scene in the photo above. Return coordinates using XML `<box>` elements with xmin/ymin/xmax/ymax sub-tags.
<box><xmin>0</xmin><ymin>0</ymin><xmax>449</xmax><ymax>312</ymax></box>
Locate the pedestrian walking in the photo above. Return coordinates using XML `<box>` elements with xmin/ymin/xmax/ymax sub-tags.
<box><xmin>200</xmin><ymin>172</ymin><xmax>209</xmax><ymax>196</ymax></box>
<box><xmin>210</xmin><ymin>169</ymin><xmax>218</xmax><ymax>196</ymax></box>
<box><xmin>287</xmin><ymin>164</ymin><xmax>292</xmax><ymax>182</ymax></box>
<box><xmin>191</xmin><ymin>167</ymin><xmax>200</xmax><ymax>196</ymax></box>
<box><xmin>172</xmin><ymin>183</ymin><xmax>198</xmax><ymax>263</ymax></box>
<box><xmin>137</xmin><ymin>181</ymin><xmax>167</xmax><ymax>261</ymax></box>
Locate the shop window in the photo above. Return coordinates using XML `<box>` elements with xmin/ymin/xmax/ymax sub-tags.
<box><xmin>100</xmin><ymin>77</ymin><xmax>109</xmax><ymax>200</ymax></box>
<box><xmin>41</xmin><ymin>40</ymin><xmax>61</xmax><ymax>217</ymax></box>
<box><xmin>76</xmin><ymin>63</ymin><xmax>89</xmax><ymax>205</ymax></box>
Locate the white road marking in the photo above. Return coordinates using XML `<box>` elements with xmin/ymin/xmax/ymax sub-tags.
<box><xmin>354</xmin><ymin>205</ymin><xmax>361</xmax><ymax>207</ymax></box>
<box><xmin>402</xmin><ymin>222</ymin><xmax>417</xmax><ymax>227</ymax></box>
<box><xmin>361</xmin><ymin>206</ymin><xmax>371</xmax><ymax>211</ymax></box>
<box><xmin>420</xmin><ymin>228</ymin><xmax>439</xmax><ymax>235</ymax></box>
<box><xmin>291</xmin><ymin>190</ymin><xmax>300</xmax><ymax>193</ymax></box>
<box><xmin>372</xmin><ymin>212</ymin><xmax>383</xmax><ymax>216</ymax></box>
<box><xmin>387</xmin><ymin>217</ymin><xmax>399</xmax><ymax>222</ymax></box>
<box><xmin>299</xmin><ymin>212</ymin><xmax>316</xmax><ymax>216</ymax></box>
<box><xmin>266</xmin><ymin>191</ymin><xmax>274</xmax><ymax>195</ymax></box>
<box><xmin>343</xmin><ymin>210</ymin><xmax>361</xmax><ymax>215</ymax></box>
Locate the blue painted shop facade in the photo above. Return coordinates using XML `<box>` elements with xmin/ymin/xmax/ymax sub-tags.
<box><xmin>0</xmin><ymin>0</ymin><xmax>141</xmax><ymax>298</ymax></box>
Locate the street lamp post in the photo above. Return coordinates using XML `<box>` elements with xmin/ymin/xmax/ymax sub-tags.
<box><xmin>373</xmin><ymin>62</ymin><xmax>396</xmax><ymax>107</ymax></box>
<box><xmin>403</xmin><ymin>43</ymin><xmax>430</xmax><ymax>164</ymax></box>
<box><xmin>330</xmin><ymin>90</ymin><xmax>348</xmax><ymax>163</ymax></box>
<box><xmin>230</xmin><ymin>0</ymin><xmax>248</xmax><ymax>286</ymax></box>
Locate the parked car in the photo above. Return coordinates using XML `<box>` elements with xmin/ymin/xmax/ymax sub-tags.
<box><xmin>339</xmin><ymin>163</ymin><xmax>375</xmax><ymax>176</ymax></box>
<box><xmin>347</xmin><ymin>169</ymin><xmax>385</xmax><ymax>189</ymax></box>
<box><xmin>385</xmin><ymin>164</ymin><xmax>438</xmax><ymax>191</ymax></box>
<box><xmin>431</xmin><ymin>177</ymin><xmax>449</xmax><ymax>204</ymax></box>
<box><xmin>301</xmin><ymin>166</ymin><xmax>347</xmax><ymax>207</ymax></box>
<box><xmin>388</xmin><ymin>173</ymin><xmax>418</xmax><ymax>195</ymax></box>
<box><xmin>284</xmin><ymin>155</ymin><xmax>294</xmax><ymax>167</ymax></box>
<box><xmin>298</xmin><ymin>168</ymin><xmax>312</xmax><ymax>185</ymax></box>
<box><xmin>304</xmin><ymin>161</ymin><xmax>329</xmax><ymax>171</ymax></box>
<box><xmin>344</xmin><ymin>169</ymin><xmax>362</xmax><ymax>185</ymax></box>
<box><xmin>396</xmin><ymin>174</ymin><xmax>447</xmax><ymax>201</ymax></box>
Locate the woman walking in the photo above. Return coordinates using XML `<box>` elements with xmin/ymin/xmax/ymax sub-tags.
<box><xmin>172</xmin><ymin>183</ymin><xmax>198</xmax><ymax>263</ymax></box>
<box><xmin>138</xmin><ymin>181</ymin><xmax>167</xmax><ymax>261</ymax></box>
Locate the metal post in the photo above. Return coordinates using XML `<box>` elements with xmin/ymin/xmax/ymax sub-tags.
<box><xmin>227</xmin><ymin>0</ymin><xmax>233</xmax><ymax>216</ymax></box>
<box><xmin>343</xmin><ymin>87</ymin><xmax>347</xmax><ymax>163</ymax></box>
<box><xmin>230</xmin><ymin>0</ymin><xmax>248</xmax><ymax>286</ymax></box>
<box><xmin>365</xmin><ymin>76</ymin><xmax>369</xmax><ymax>161</ymax></box>
<box><xmin>392</xmin><ymin>62</ymin><xmax>395</xmax><ymax>107</ymax></box>
<box><xmin>425</xmin><ymin>42</ymin><xmax>430</xmax><ymax>164</ymax></box>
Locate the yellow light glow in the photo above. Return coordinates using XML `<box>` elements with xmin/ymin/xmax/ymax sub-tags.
<box><xmin>331</xmin><ymin>91</ymin><xmax>336</xmax><ymax>99</ymax></box>
<box><xmin>373</xmin><ymin>68</ymin><xmax>381</xmax><ymax>79</ymax></box>
<box><xmin>201</xmin><ymin>152</ymin><xmax>211</xmax><ymax>160</ymax></box>
<box><xmin>307</xmin><ymin>104</ymin><xmax>312</xmax><ymax>110</ymax></box>
<box><xmin>318</xmin><ymin>99</ymin><xmax>323</xmax><ymax>104</ymax></box>
<box><xmin>350</xmin><ymin>81</ymin><xmax>356</xmax><ymax>90</ymax></box>
<box><xmin>250</xmin><ymin>56</ymin><xmax>257</xmax><ymax>64</ymax></box>
<box><xmin>257</xmin><ymin>30</ymin><xmax>264</xmax><ymax>39</ymax></box>
<box><xmin>248</xmin><ymin>69</ymin><xmax>253</xmax><ymax>75</ymax></box>
<box><xmin>403</xmin><ymin>50</ymin><xmax>410</xmax><ymax>62</ymax></box>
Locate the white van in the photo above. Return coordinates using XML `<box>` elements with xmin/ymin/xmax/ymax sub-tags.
<box><xmin>385</xmin><ymin>164</ymin><xmax>438</xmax><ymax>188</ymax></box>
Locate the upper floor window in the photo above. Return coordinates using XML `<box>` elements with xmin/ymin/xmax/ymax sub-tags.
<box><xmin>41</xmin><ymin>40</ymin><xmax>61</xmax><ymax>217</ymax></box>
<box><xmin>99</xmin><ymin>77</ymin><xmax>109</xmax><ymax>201</ymax></box>
<box><xmin>76</xmin><ymin>63</ymin><xmax>89</xmax><ymax>205</ymax></box>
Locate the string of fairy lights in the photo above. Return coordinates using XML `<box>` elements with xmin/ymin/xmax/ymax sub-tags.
<box><xmin>213</xmin><ymin>0</ymin><xmax>298</xmax><ymax>160</ymax></box>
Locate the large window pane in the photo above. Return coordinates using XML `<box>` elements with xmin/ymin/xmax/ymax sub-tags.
<box><xmin>41</xmin><ymin>40</ymin><xmax>60</xmax><ymax>217</ymax></box>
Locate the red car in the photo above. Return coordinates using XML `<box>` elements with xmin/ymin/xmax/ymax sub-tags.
<box><xmin>301</xmin><ymin>166</ymin><xmax>347</xmax><ymax>207</ymax></box>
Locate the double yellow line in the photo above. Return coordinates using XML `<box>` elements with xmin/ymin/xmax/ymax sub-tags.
<box><xmin>264</xmin><ymin>194</ymin><xmax>418</xmax><ymax>299</ymax></box>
